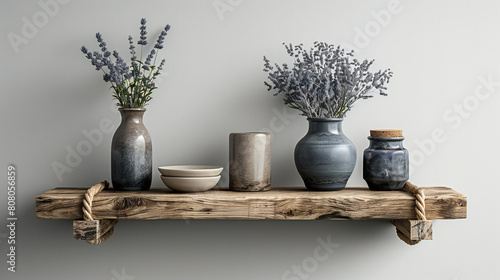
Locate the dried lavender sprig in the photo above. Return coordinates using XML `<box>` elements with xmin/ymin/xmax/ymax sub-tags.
<box><xmin>96</xmin><ymin>33</ymin><xmax>107</xmax><ymax>53</ymax></box>
<box><xmin>144</xmin><ymin>49</ymin><xmax>155</xmax><ymax>66</ymax></box>
<box><xmin>154</xmin><ymin>25</ymin><xmax>170</xmax><ymax>49</ymax></box>
<box><xmin>158</xmin><ymin>59</ymin><xmax>166</xmax><ymax>70</ymax></box>
<box><xmin>138</xmin><ymin>18</ymin><xmax>147</xmax><ymax>45</ymax></box>
<box><xmin>81</xmin><ymin>18</ymin><xmax>172</xmax><ymax>108</ymax></box>
<box><xmin>128</xmin><ymin>35</ymin><xmax>136</xmax><ymax>60</ymax></box>
<box><xmin>264</xmin><ymin>42</ymin><xmax>392</xmax><ymax>118</ymax></box>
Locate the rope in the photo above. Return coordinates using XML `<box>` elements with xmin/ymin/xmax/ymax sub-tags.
<box><xmin>83</xmin><ymin>180</ymin><xmax>109</xmax><ymax>221</ymax></box>
<box><xmin>396</xmin><ymin>181</ymin><xmax>427</xmax><ymax>245</ymax></box>
<box><xmin>403</xmin><ymin>181</ymin><xmax>426</xmax><ymax>221</ymax></box>
<box><xmin>82</xmin><ymin>180</ymin><xmax>110</xmax><ymax>245</ymax></box>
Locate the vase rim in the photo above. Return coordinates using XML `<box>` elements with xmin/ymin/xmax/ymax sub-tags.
<box><xmin>307</xmin><ymin>117</ymin><xmax>343</xmax><ymax>122</ymax></box>
<box><xmin>118</xmin><ymin>107</ymin><xmax>146</xmax><ymax>111</ymax></box>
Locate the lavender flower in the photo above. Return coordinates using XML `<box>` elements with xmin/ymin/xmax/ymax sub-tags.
<box><xmin>144</xmin><ymin>49</ymin><xmax>155</xmax><ymax>66</ymax></box>
<box><xmin>128</xmin><ymin>35</ymin><xmax>136</xmax><ymax>60</ymax></box>
<box><xmin>96</xmin><ymin>33</ymin><xmax>108</xmax><ymax>53</ymax></box>
<box><xmin>264</xmin><ymin>42</ymin><xmax>392</xmax><ymax>118</ymax></box>
<box><xmin>81</xmin><ymin>18</ymin><xmax>171</xmax><ymax>108</ymax></box>
<box><xmin>158</xmin><ymin>59</ymin><xmax>165</xmax><ymax>70</ymax></box>
<box><xmin>154</xmin><ymin>25</ymin><xmax>170</xmax><ymax>49</ymax></box>
<box><xmin>137</xmin><ymin>18</ymin><xmax>147</xmax><ymax>45</ymax></box>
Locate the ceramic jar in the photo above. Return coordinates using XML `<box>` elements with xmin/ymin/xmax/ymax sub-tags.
<box><xmin>363</xmin><ymin>129</ymin><xmax>409</xmax><ymax>191</ymax></box>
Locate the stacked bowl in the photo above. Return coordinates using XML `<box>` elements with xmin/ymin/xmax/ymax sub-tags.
<box><xmin>158</xmin><ymin>165</ymin><xmax>223</xmax><ymax>192</ymax></box>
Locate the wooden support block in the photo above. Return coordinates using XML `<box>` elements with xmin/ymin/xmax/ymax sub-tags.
<box><xmin>73</xmin><ymin>219</ymin><xmax>117</xmax><ymax>244</ymax></box>
<box><xmin>86</xmin><ymin>226</ymin><xmax>115</xmax><ymax>245</ymax></box>
<box><xmin>394</xmin><ymin>219</ymin><xmax>433</xmax><ymax>241</ymax></box>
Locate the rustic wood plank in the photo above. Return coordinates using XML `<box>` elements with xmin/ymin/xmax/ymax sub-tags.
<box><xmin>393</xmin><ymin>219</ymin><xmax>433</xmax><ymax>241</ymax></box>
<box><xmin>73</xmin><ymin>219</ymin><xmax>117</xmax><ymax>241</ymax></box>
<box><xmin>36</xmin><ymin>187</ymin><xmax>467</xmax><ymax>221</ymax></box>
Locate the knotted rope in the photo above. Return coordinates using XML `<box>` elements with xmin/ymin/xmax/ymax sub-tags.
<box><xmin>396</xmin><ymin>181</ymin><xmax>427</xmax><ymax>245</ymax></box>
<box><xmin>82</xmin><ymin>180</ymin><xmax>111</xmax><ymax>245</ymax></box>
<box><xmin>403</xmin><ymin>181</ymin><xmax>426</xmax><ymax>221</ymax></box>
<box><xmin>83</xmin><ymin>180</ymin><xmax>109</xmax><ymax>221</ymax></box>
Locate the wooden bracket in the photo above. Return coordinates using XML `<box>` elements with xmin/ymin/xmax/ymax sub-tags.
<box><xmin>394</xmin><ymin>219</ymin><xmax>433</xmax><ymax>245</ymax></box>
<box><xmin>73</xmin><ymin>219</ymin><xmax>117</xmax><ymax>244</ymax></box>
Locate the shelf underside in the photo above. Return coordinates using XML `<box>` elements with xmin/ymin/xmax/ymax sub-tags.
<box><xmin>36</xmin><ymin>187</ymin><xmax>467</xmax><ymax>221</ymax></box>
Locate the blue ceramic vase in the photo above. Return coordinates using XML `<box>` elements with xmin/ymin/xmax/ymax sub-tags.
<box><xmin>111</xmin><ymin>108</ymin><xmax>152</xmax><ymax>191</ymax></box>
<box><xmin>363</xmin><ymin>132</ymin><xmax>409</xmax><ymax>191</ymax></box>
<box><xmin>294</xmin><ymin>118</ymin><xmax>356</xmax><ymax>191</ymax></box>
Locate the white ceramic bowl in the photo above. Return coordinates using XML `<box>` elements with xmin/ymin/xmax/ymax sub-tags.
<box><xmin>158</xmin><ymin>165</ymin><xmax>223</xmax><ymax>177</ymax></box>
<box><xmin>160</xmin><ymin>175</ymin><xmax>221</xmax><ymax>192</ymax></box>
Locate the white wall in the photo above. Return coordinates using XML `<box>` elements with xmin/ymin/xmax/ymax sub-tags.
<box><xmin>1</xmin><ymin>0</ymin><xmax>497</xmax><ymax>279</ymax></box>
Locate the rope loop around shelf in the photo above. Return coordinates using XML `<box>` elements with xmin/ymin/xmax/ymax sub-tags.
<box><xmin>403</xmin><ymin>181</ymin><xmax>427</xmax><ymax>221</ymax></box>
<box><xmin>82</xmin><ymin>180</ymin><xmax>111</xmax><ymax>245</ymax></box>
<box><xmin>396</xmin><ymin>181</ymin><xmax>428</xmax><ymax>245</ymax></box>
<box><xmin>83</xmin><ymin>180</ymin><xmax>109</xmax><ymax>221</ymax></box>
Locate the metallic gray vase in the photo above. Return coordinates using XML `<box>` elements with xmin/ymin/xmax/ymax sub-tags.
<box><xmin>111</xmin><ymin>108</ymin><xmax>152</xmax><ymax>191</ymax></box>
<box><xmin>363</xmin><ymin>136</ymin><xmax>409</xmax><ymax>191</ymax></box>
<box><xmin>294</xmin><ymin>118</ymin><xmax>356</xmax><ymax>191</ymax></box>
<box><xmin>229</xmin><ymin>132</ymin><xmax>271</xmax><ymax>192</ymax></box>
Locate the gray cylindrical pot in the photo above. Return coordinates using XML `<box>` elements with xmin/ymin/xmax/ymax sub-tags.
<box><xmin>229</xmin><ymin>132</ymin><xmax>271</xmax><ymax>192</ymax></box>
<box><xmin>294</xmin><ymin>118</ymin><xmax>356</xmax><ymax>191</ymax></box>
<box><xmin>111</xmin><ymin>108</ymin><xmax>152</xmax><ymax>191</ymax></box>
<box><xmin>363</xmin><ymin>130</ymin><xmax>409</xmax><ymax>191</ymax></box>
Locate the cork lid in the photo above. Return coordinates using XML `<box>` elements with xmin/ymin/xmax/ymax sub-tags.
<box><xmin>370</xmin><ymin>129</ymin><xmax>403</xmax><ymax>137</ymax></box>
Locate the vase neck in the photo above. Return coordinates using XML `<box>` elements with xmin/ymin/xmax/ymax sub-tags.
<box><xmin>368</xmin><ymin>137</ymin><xmax>405</xmax><ymax>149</ymax></box>
<box><xmin>307</xmin><ymin>118</ymin><xmax>343</xmax><ymax>135</ymax></box>
<box><xmin>119</xmin><ymin>108</ymin><xmax>145</xmax><ymax>124</ymax></box>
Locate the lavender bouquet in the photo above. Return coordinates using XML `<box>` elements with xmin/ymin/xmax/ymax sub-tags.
<box><xmin>81</xmin><ymin>18</ymin><xmax>171</xmax><ymax>108</ymax></box>
<box><xmin>264</xmin><ymin>42</ymin><xmax>392</xmax><ymax>118</ymax></box>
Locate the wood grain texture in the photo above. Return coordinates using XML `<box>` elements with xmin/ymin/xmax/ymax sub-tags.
<box><xmin>36</xmin><ymin>187</ymin><xmax>467</xmax><ymax>221</ymax></box>
<box><xmin>73</xmin><ymin>219</ymin><xmax>117</xmax><ymax>241</ymax></box>
<box><xmin>394</xmin><ymin>220</ymin><xmax>433</xmax><ymax>241</ymax></box>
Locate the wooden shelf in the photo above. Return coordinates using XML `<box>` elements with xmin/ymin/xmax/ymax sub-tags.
<box><xmin>36</xmin><ymin>187</ymin><xmax>466</xmax><ymax>220</ymax></box>
<box><xmin>36</xmin><ymin>186</ymin><xmax>466</xmax><ymax>245</ymax></box>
